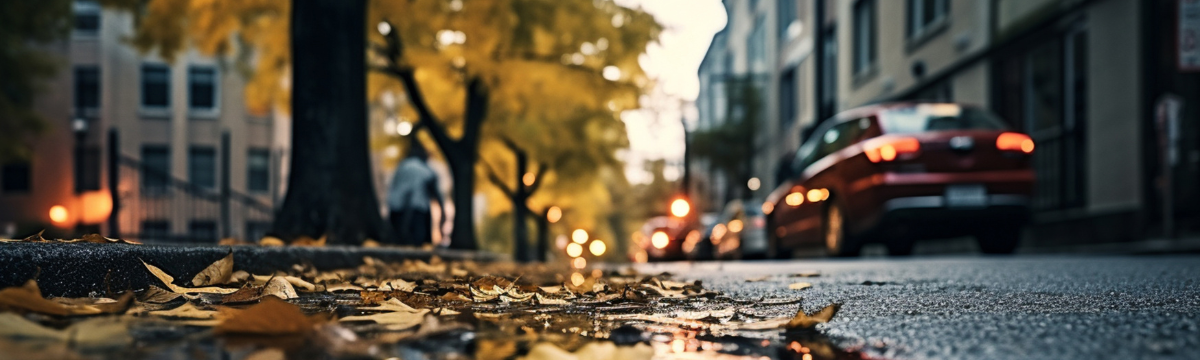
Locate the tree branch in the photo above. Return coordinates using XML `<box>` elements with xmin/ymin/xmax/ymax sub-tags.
<box><xmin>527</xmin><ymin>162</ymin><xmax>548</xmax><ymax>195</ymax></box>
<box><xmin>481</xmin><ymin>159</ymin><xmax>514</xmax><ymax>198</ymax></box>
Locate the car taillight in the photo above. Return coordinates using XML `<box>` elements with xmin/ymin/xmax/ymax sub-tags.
<box><xmin>864</xmin><ymin>136</ymin><xmax>921</xmax><ymax>163</ymax></box>
<box><xmin>996</xmin><ymin>132</ymin><xmax>1035</xmax><ymax>154</ymax></box>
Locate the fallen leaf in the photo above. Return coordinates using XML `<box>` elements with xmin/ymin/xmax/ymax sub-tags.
<box><xmin>260</xmin><ymin>236</ymin><xmax>285</xmax><ymax>246</ymax></box>
<box><xmin>0</xmin><ymin>280</ymin><xmax>102</xmax><ymax>316</ymax></box>
<box><xmin>361</xmin><ymin>239</ymin><xmax>381</xmax><ymax>248</ymax></box>
<box><xmin>139</xmin><ymin>286</ymin><xmax>183</xmax><ymax>304</ymax></box>
<box><xmin>340</xmin><ymin>309</ymin><xmax>430</xmax><ymax>331</ymax></box>
<box><xmin>0</xmin><ymin>313</ymin><xmax>132</xmax><ymax>350</ymax></box>
<box><xmin>243</xmin><ymin>348</ymin><xmax>286</xmax><ymax>360</ymax></box>
<box><xmin>745</xmin><ymin>275</ymin><xmax>771</xmax><ymax>282</ymax></box>
<box><xmin>216</xmin><ymin>296</ymin><xmax>315</xmax><ymax>335</ymax></box>
<box><xmin>785</xmin><ymin>303</ymin><xmax>841</xmax><ymax>329</ymax></box>
<box><xmin>23</xmin><ymin>230</ymin><xmax>47</xmax><ymax>242</ymax></box>
<box><xmin>263</xmin><ymin>277</ymin><xmax>298</xmax><ymax>299</ymax></box>
<box><xmin>192</xmin><ymin>251</ymin><xmax>235</xmax><ymax>286</ymax></box>
<box><xmin>284</xmin><ymin>276</ymin><xmax>316</xmax><ymax>292</ymax></box>
<box><xmin>142</xmin><ymin>260</ymin><xmax>238</xmax><ymax>294</ymax></box>
<box><xmin>291</xmin><ymin>234</ymin><xmax>326</xmax><ymax>247</ymax></box>
<box><xmin>149</xmin><ymin>302</ymin><xmax>218</xmax><ymax>320</ymax></box>
<box><xmin>790</xmin><ymin>271</ymin><xmax>821</xmax><ymax>277</ymax></box>
<box><xmin>789</xmin><ymin>282</ymin><xmax>812</xmax><ymax>290</ymax></box>
<box><xmin>0</xmin><ymin>313</ymin><xmax>66</xmax><ymax>340</ymax></box>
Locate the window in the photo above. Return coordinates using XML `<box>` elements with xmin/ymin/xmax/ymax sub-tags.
<box><xmin>141</xmin><ymin>64</ymin><xmax>170</xmax><ymax>109</ymax></box>
<box><xmin>906</xmin><ymin>0</ymin><xmax>949</xmax><ymax>40</ymax></box>
<box><xmin>141</xmin><ymin>146</ymin><xmax>170</xmax><ymax>193</ymax></box>
<box><xmin>73</xmin><ymin>1</ymin><xmax>100</xmax><ymax>35</ymax></box>
<box><xmin>75</xmin><ymin>146</ymin><xmax>101</xmax><ymax>192</ymax></box>
<box><xmin>74</xmin><ymin>66</ymin><xmax>100</xmax><ymax>113</ymax></box>
<box><xmin>141</xmin><ymin>220</ymin><xmax>170</xmax><ymax>242</ymax></box>
<box><xmin>188</xmin><ymin>66</ymin><xmax>217</xmax><ymax>111</ymax></box>
<box><xmin>852</xmin><ymin>0</ymin><xmax>877</xmax><ymax>76</ymax></box>
<box><xmin>819</xmin><ymin>25</ymin><xmax>838</xmax><ymax>120</ymax></box>
<box><xmin>1</xmin><ymin>162</ymin><xmax>32</xmax><ymax>193</ymax></box>
<box><xmin>247</xmin><ymin>148</ymin><xmax>270</xmax><ymax>193</ymax></box>
<box><xmin>778</xmin><ymin>0</ymin><xmax>798</xmax><ymax>41</ymax></box>
<box><xmin>748</xmin><ymin>17</ymin><xmax>767</xmax><ymax>73</ymax></box>
<box><xmin>189</xmin><ymin>147</ymin><xmax>216</xmax><ymax>189</ymax></box>
<box><xmin>188</xmin><ymin>220</ymin><xmax>217</xmax><ymax>242</ymax></box>
<box><xmin>779</xmin><ymin>68</ymin><xmax>797</xmax><ymax>127</ymax></box>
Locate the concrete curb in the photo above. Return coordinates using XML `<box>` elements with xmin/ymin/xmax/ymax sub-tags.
<box><xmin>0</xmin><ymin>242</ymin><xmax>498</xmax><ymax>297</ymax></box>
<box><xmin>1018</xmin><ymin>237</ymin><xmax>1200</xmax><ymax>255</ymax></box>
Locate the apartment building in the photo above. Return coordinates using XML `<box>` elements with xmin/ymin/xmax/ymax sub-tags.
<box><xmin>0</xmin><ymin>1</ymin><xmax>286</xmax><ymax>243</ymax></box>
<box><xmin>695</xmin><ymin>0</ymin><xmax>819</xmax><ymax>212</ymax></box>
<box><xmin>696</xmin><ymin>0</ymin><xmax>1199</xmax><ymax>243</ymax></box>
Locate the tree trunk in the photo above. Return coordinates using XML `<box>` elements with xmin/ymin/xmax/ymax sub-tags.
<box><xmin>446</xmin><ymin>152</ymin><xmax>476</xmax><ymax>250</ymax></box>
<box><xmin>512</xmin><ymin>150</ymin><xmax>530</xmax><ymax>262</ymax></box>
<box><xmin>273</xmin><ymin>0</ymin><xmax>387</xmax><ymax>244</ymax></box>
<box><xmin>536</xmin><ymin>208</ymin><xmax>549</xmax><ymax>262</ymax></box>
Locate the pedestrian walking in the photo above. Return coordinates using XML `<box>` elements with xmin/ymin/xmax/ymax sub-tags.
<box><xmin>386</xmin><ymin>142</ymin><xmax>446</xmax><ymax>246</ymax></box>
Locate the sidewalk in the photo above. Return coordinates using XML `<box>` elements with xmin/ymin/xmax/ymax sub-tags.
<box><xmin>0</xmin><ymin>242</ymin><xmax>495</xmax><ymax>297</ymax></box>
<box><xmin>1019</xmin><ymin>236</ymin><xmax>1200</xmax><ymax>255</ymax></box>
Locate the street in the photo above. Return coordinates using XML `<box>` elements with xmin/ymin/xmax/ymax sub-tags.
<box><xmin>635</xmin><ymin>255</ymin><xmax>1200</xmax><ymax>359</ymax></box>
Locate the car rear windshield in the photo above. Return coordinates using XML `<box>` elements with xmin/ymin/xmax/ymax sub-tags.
<box><xmin>881</xmin><ymin>104</ymin><xmax>1007</xmax><ymax>134</ymax></box>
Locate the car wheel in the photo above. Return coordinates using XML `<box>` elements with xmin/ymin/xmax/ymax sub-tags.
<box><xmin>824</xmin><ymin>203</ymin><xmax>860</xmax><ymax>257</ymax></box>
<box><xmin>977</xmin><ymin>227</ymin><xmax>1020</xmax><ymax>254</ymax></box>
<box><xmin>767</xmin><ymin>220</ymin><xmax>791</xmax><ymax>259</ymax></box>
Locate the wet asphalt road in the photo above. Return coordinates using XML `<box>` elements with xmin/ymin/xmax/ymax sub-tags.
<box><xmin>633</xmin><ymin>255</ymin><xmax>1200</xmax><ymax>360</ymax></box>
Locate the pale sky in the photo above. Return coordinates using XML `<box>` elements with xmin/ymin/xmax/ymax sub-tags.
<box><xmin>615</xmin><ymin>0</ymin><xmax>728</xmax><ymax>184</ymax></box>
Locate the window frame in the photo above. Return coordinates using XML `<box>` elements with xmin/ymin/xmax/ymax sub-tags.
<box><xmin>74</xmin><ymin>66</ymin><xmax>100</xmax><ymax>116</ymax></box>
<box><xmin>247</xmin><ymin>148</ymin><xmax>271</xmax><ymax>193</ymax></box>
<box><xmin>140</xmin><ymin>145</ymin><xmax>171</xmax><ymax>195</ymax></box>
<box><xmin>852</xmin><ymin>0</ymin><xmax>878</xmax><ymax>81</ymax></box>
<box><xmin>140</xmin><ymin>63</ymin><xmax>172</xmax><ymax>116</ymax></box>
<box><xmin>187</xmin><ymin>65</ymin><xmax>220</xmax><ymax>117</ymax></box>
<box><xmin>72</xmin><ymin>0</ymin><xmax>101</xmax><ymax>37</ymax></box>
<box><xmin>905</xmin><ymin>0</ymin><xmax>950</xmax><ymax>49</ymax></box>
<box><xmin>188</xmin><ymin>146</ymin><xmax>217</xmax><ymax>190</ymax></box>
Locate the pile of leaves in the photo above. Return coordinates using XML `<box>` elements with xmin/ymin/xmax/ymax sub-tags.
<box><xmin>0</xmin><ymin>239</ymin><xmax>845</xmax><ymax>360</ymax></box>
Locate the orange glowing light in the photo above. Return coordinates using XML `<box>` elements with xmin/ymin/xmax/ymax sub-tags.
<box><xmin>522</xmin><ymin>173</ymin><xmax>536</xmax><ymax>186</ymax></box>
<box><xmin>807</xmin><ymin>189</ymin><xmax>823</xmax><ymax>202</ymax></box>
<box><xmin>570</xmin><ymin>272</ymin><xmax>585</xmax><ymax>286</ymax></box>
<box><xmin>819</xmin><ymin>188</ymin><xmax>830</xmax><ymax>201</ymax></box>
<box><xmin>651</xmin><ymin>231</ymin><xmax>670</xmax><ymax>249</ymax></box>
<box><xmin>785</xmin><ymin>192</ymin><xmax>804</xmax><ymax>206</ymax></box>
<box><xmin>711</xmin><ymin>223</ymin><xmax>727</xmax><ymax>243</ymax></box>
<box><xmin>864</xmin><ymin>136</ymin><xmax>921</xmax><ymax>162</ymax></box>
<box><xmin>728</xmin><ymin>219</ymin><xmax>744</xmax><ymax>233</ymax></box>
<box><xmin>762</xmin><ymin>201</ymin><xmax>774</xmax><ymax>215</ymax></box>
<box><xmin>49</xmin><ymin>205</ymin><xmax>69</xmax><ymax>225</ymax></box>
<box><xmin>566</xmin><ymin>242</ymin><xmax>584</xmax><ymax>257</ymax></box>
<box><xmin>589</xmin><ymin>239</ymin><xmax>607</xmax><ymax>256</ymax></box>
<box><xmin>572</xmin><ymin>257</ymin><xmax>587</xmax><ymax>269</ymax></box>
<box><xmin>80</xmin><ymin>191</ymin><xmax>113</xmax><ymax>224</ymax></box>
<box><xmin>546</xmin><ymin>206</ymin><xmax>562</xmax><ymax>223</ymax></box>
<box><xmin>997</xmin><ymin>132</ymin><xmax>1035</xmax><ymax>154</ymax></box>
<box><xmin>670</xmin><ymin>198</ymin><xmax>691</xmax><ymax>218</ymax></box>
<box><xmin>671</xmin><ymin>339</ymin><xmax>685</xmax><ymax>353</ymax></box>
<box><xmin>571</xmin><ymin>229</ymin><xmax>588</xmax><ymax>244</ymax></box>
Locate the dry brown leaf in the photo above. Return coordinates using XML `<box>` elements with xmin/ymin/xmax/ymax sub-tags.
<box><xmin>192</xmin><ymin>251</ymin><xmax>234</xmax><ymax>286</ymax></box>
<box><xmin>745</xmin><ymin>275</ymin><xmax>771</xmax><ymax>282</ymax></box>
<box><xmin>291</xmin><ymin>234</ymin><xmax>326</xmax><ymax>247</ymax></box>
<box><xmin>361</xmin><ymin>239</ymin><xmax>381</xmax><ymax>247</ymax></box>
<box><xmin>243</xmin><ymin>348</ymin><xmax>286</xmax><ymax>360</ymax></box>
<box><xmin>216</xmin><ymin>296</ymin><xmax>315</xmax><ymax>335</ymax></box>
<box><xmin>139</xmin><ymin>286</ymin><xmax>183</xmax><ymax>304</ymax></box>
<box><xmin>785</xmin><ymin>303</ymin><xmax>841</xmax><ymax>329</ymax></box>
<box><xmin>284</xmin><ymin>276</ymin><xmax>316</xmax><ymax>291</ymax></box>
<box><xmin>141</xmin><ymin>260</ymin><xmax>238</xmax><ymax>295</ymax></box>
<box><xmin>23</xmin><ymin>230</ymin><xmax>47</xmax><ymax>242</ymax></box>
<box><xmin>149</xmin><ymin>302</ymin><xmax>218</xmax><ymax>320</ymax></box>
<box><xmin>0</xmin><ymin>313</ymin><xmax>132</xmax><ymax>350</ymax></box>
<box><xmin>221</xmin><ymin>285</ymin><xmax>266</xmax><ymax>304</ymax></box>
<box><xmin>340</xmin><ymin>309</ymin><xmax>429</xmax><ymax>331</ymax></box>
<box><xmin>263</xmin><ymin>277</ymin><xmax>298</xmax><ymax>299</ymax></box>
<box><xmin>260</xmin><ymin>236</ymin><xmax>285</xmax><ymax>246</ymax></box>
<box><xmin>0</xmin><ymin>280</ymin><xmax>102</xmax><ymax>316</ymax></box>
<box><xmin>788</xmin><ymin>282</ymin><xmax>812</xmax><ymax>290</ymax></box>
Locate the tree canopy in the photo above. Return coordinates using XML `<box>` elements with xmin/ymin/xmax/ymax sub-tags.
<box><xmin>109</xmin><ymin>0</ymin><xmax>661</xmax><ymax>249</ymax></box>
<box><xmin>0</xmin><ymin>0</ymin><xmax>70</xmax><ymax>162</ymax></box>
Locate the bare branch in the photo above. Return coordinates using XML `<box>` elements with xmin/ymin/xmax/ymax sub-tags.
<box><xmin>481</xmin><ymin>159</ymin><xmax>514</xmax><ymax>198</ymax></box>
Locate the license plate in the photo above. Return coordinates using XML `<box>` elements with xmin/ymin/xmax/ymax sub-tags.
<box><xmin>945</xmin><ymin>185</ymin><xmax>986</xmax><ymax>208</ymax></box>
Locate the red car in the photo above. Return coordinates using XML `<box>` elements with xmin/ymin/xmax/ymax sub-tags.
<box><xmin>763</xmin><ymin>103</ymin><xmax>1035</xmax><ymax>257</ymax></box>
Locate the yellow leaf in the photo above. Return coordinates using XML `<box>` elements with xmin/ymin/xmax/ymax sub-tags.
<box><xmin>0</xmin><ymin>280</ymin><xmax>102</xmax><ymax>316</ymax></box>
<box><xmin>788</xmin><ymin>282</ymin><xmax>812</xmax><ymax>290</ymax></box>
<box><xmin>149</xmin><ymin>302</ymin><xmax>218</xmax><ymax>320</ymax></box>
<box><xmin>191</xmin><ymin>251</ymin><xmax>234</xmax><ymax>286</ymax></box>
<box><xmin>142</xmin><ymin>260</ymin><xmax>238</xmax><ymax>294</ymax></box>
<box><xmin>785</xmin><ymin>303</ymin><xmax>841</xmax><ymax>329</ymax></box>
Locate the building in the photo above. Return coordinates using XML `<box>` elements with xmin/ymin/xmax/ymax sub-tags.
<box><xmin>695</xmin><ymin>0</ymin><xmax>819</xmax><ymax>212</ymax></box>
<box><xmin>695</xmin><ymin>0</ymin><xmax>1200</xmax><ymax>244</ymax></box>
<box><xmin>0</xmin><ymin>1</ymin><xmax>286</xmax><ymax>243</ymax></box>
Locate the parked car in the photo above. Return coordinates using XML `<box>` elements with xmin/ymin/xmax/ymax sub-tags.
<box><xmin>707</xmin><ymin>200</ymin><xmax>768</xmax><ymax>260</ymax></box>
<box><xmin>763</xmin><ymin>102</ymin><xmax>1035</xmax><ymax>257</ymax></box>
<box><xmin>634</xmin><ymin>216</ymin><xmax>697</xmax><ymax>262</ymax></box>
<box><xmin>682</xmin><ymin>212</ymin><xmax>720</xmax><ymax>261</ymax></box>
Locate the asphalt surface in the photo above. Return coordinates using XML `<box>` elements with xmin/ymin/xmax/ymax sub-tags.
<box><xmin>635</xmin><ymin>255</ymin><xmax>1200</xmax><ymax>360</ymax></box>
